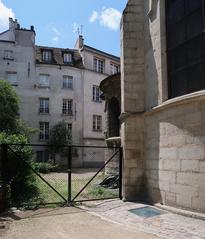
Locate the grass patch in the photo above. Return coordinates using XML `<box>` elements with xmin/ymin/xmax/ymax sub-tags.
<box><xmin>31</xmin><ymin>172</ymin><xmax>118</xmax><ymax>206</ymax></box>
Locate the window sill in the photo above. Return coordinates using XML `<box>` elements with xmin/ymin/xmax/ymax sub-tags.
<box><xmin>38</xmin><ymin>85</ymin><xmax>50</xmax><ymax>89</ymax></box>
<box><xmin>93</xmin><ymin>129</ymin><xmax>102</xmax><ymax>132</ymax></box>
<box><xmin>39</xmin><ymin>112</ymin><xmax>50</xmax><ymax>115</ymax></box>
<box><xmin>62</xmin><ymin>88</ymin><xmax>73</xmax><ymax>90</ymax></box>
<box><xmin>39</xmin><ymin>139</ymin><xmax>49</xmax><ymax>142</ymax></box>
<box><xmin>11</xmin><ymin>83</ymin><xmax>18</xmax><ymax>86</ymax></box>
<box><xmin>93</xmin><ymin>70</ymin><xmax>104</xmax><ymax>74</ymax></box>
<box><xmin>61</xmin><ymin>114</ymin><xmax>73</xmax><ymax>117</ymax></box>
<box><xmin>4</xmin><ymin>57</ymin><xmax>14</xmax><ymax>61</ymax></box>
<box><xmin>92</xmin><ymin>100</ymin><xmax>102</xmax><ymax>103</ymax></box>
<box><xmin>63</xmin><ymin>62</ymin><xmax>73</xmax><ymax>64</ymax></box>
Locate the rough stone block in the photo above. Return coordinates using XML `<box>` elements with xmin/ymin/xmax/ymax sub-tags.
<box><xmin>146</xmin><ymin>169</ymin><xmax>158</xmax><ymax>180</ymax></box>
<box><xmin>199</xmin><ymin>161</ymin><xmax>205</xmax><ymax>173</ymax></box>
<box><xmin>165</xmin><ymin>192</ymin><xmax>176</xmax><ymax>205</ymax></box>
<box><xmin>159</xmin><ymin>170</ymin><xmax>176</xmax><ymax>183</ymax></box>
<box><xmin>176</xmin><ymin>193</ymin><xmax>192</xmax><ymax>209</ymax></box>
<box><xmin>169</xmin><ymin>183</ymin><xmax>198</xmax><ymax>196</ymax></box>
<box><xmin>160</xmin><ymin>147</ymin><xmax>177</xmax><ymax>160</ymax></box>
<box><xmin>192</xmin><ymin>197</ymin><xmax>205</xmax><ymax>212</ymax></box>
<box><xmin>181</xmin><ymin>160</ymin><xmax>199</xmax><ymax>172</ymax></box>
<box><xmin>159</xmin><ymin>180</ymin><xmax>170</xmax><ymax>191</ymax></box>
<box><xmin>150</xmin><ymin>188</ymin><xmax>164</xmax><ymax>203</ymax></box>
<box><xmin>177</xmin><ymin>172</ymin><xmax>199</xmax><ymax>186</ymax></box>
<box><xmin>178</xmin><ymin>145</ymin><xmax>204</xmax><ymax>160</ymax></box>
<box><xmin>184</xmin><ymin>112</ymin><xmax>202</xmax><ymax>126</ymax></box>
<box><xmin>146</xmin><ymin>159</ymin><xmax>158</xmax><ymax>170</ymax></box>
<box><xmin>163</xmin><ymin>159</ymin><xmax>180</xmax><ymax>171</ymax></box>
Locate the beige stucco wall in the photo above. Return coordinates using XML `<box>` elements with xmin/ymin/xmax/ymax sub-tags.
<box><xmin>0</xmin><ymin>19</ymin><xmax>121</xmax><ymax>167</ymax></box>
<box><xmin>82</xmin><ymin>48</ymin><xmax>119</xmax><ymax>76</ymax></box>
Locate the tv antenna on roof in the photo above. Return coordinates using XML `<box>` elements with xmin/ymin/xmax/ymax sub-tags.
<box><xmin>77</xmin><ymin>24</ymin><xmax>83</xmax><ymax>36</ymax></box>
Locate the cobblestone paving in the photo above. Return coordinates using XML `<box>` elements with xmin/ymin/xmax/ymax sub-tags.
<box><xmin>82</xmin><ymin>200</ymin><xmax>205</xmax><ymax>239</ymax></box>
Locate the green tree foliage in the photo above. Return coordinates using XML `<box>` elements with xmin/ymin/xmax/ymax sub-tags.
<box><xmin>0</xmin><ymin>80</ymin><xmax>37</xmax><ymax>139</ymax></box>
<box><xmin>0</xmin><ymin>80</ymin><xmax>19</xmax><ymax>132</ymax></box>
<box><xmin>0</xmin><ymin>133</ymin><xmax>37</xmax><ymax>205</ymax></box>
<box><xmin>49</xmin><ymin>121</ymin><xmax>71</xmax><ymax>163</ymax></box>
<box><xmin>0</xmin><ymin>80</ymin><xmax>38</xmax><ymax>206</ymax></box>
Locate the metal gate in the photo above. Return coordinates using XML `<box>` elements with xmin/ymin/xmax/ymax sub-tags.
<box><xmin>0</xmin><ymin>144</ymin><xmax>122</xmax><ymax>208</ymax></box>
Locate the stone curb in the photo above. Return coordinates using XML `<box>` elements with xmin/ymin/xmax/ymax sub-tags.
<box><xmin>155</xmin><ymin>203</ymin><xmax>205</xmax><ymax>221</ymax></box>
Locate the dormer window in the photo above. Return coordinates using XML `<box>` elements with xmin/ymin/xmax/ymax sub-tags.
<box><xmin>63</xmin><ymin>53</ymin><xmax>72</xmax><ymax>63</ymax></box>
<box><xmin>42</xmin><ymin>50</ymin><xmax>52</xmax><ymax>62</ymax></box>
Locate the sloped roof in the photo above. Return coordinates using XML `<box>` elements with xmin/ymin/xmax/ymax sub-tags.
<box><xmin>35</xmin><ymin>46</ymin><xmax>84</xmax><ymax>68</ymax></box>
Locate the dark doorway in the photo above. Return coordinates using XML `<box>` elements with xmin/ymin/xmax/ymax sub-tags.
<box><xmin>108</xmin><ymin>97</ymin><xmax>120</xmax><ymax>137</ymax></box>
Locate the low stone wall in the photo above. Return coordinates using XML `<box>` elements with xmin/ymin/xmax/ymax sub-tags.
<box><xmin>145</xmin><ymin>93</ymin><xmax>205</xmax><ymax>212</ymax></box>
<box><xmin>105</xmin><ymin>137</ymin><xmax>121</xmax><ymax>175</ymax></box>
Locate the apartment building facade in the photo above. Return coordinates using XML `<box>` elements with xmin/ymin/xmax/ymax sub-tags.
<box><xmin>0</xmin><ymin>18</ymin><xmax>120</xmax><ymax>167</ymax></box>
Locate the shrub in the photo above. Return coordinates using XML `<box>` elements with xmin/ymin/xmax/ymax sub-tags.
<box><xmin>0</xmin><ymin>80</ymin><xmax>19</xmax><ymax>133</ymax></box>
<box><xmin>34</xmin><ymin>162</ymin><xmax>60</xmax><ymax>174</ymax></box>
<box><xmin>0</xmin><ymin>133</ymin><xmax>38</xmax><ymax>205</ymax></box>
<box><xmin>49</xmin><ymin>121</ymin><xmax>71</xmax><ymax>164</ymax></box>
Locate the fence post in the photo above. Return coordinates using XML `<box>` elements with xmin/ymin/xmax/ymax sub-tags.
<box><xmin>67</xmin><ymin>146</ymin><xmax>72</xmax><ymax>206</ymax></box>
<box><xmin>119</xmin><ymin>147</ymin><xmax>123</xmax><ymax>200</ymax></box>
<box><xmin>0</xmin><ymin>144</ymin><xmax>8</xmax><ymax>211</ymax></box>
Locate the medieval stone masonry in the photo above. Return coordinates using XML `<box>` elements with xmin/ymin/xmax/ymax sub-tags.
<box><xmin>120</xmin><ymin>0</ymin><xmax>205</xmax><ymax>212</ymax></box>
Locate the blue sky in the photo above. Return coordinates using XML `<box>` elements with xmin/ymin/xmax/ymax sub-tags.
<box><xmin>0</xmin><ymin>0</ymin><xmax>128</xmax><ymax>56</ymax></box>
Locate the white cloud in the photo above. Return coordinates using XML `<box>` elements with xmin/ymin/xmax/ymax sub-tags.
<box><xmin>0</xmin><ymin>0</ymin><xmax>15</xmax><ymax>32</ymax></box>
<box><xmin>100</xmin><ymin>8</ymin><xmax>121</xmax><ymax>31</ymax></box>
<box><xmin>89</xmin><ymin>11</ymin><xmax>98</xmax><ymax>23</ymax></box>
<box><xmin>89</xmin><ymin>7</ymin><xmax>122</xmax><ymax>31</ymax></box>
<box><xmin>52</xmin><ymin>36</ymin><xmax>59</xmax><ymax>43</ymax></box>
<box><xmin>52</xmin><ymin>27</ymin><xmax>60</xmax><ymax>36</ymax></box>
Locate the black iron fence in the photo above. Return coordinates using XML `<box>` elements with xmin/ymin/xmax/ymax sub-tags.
<box><xmin>0</xmin><ymin>143</ymin><xmax>122</xmax><ymax>209</ymax></box>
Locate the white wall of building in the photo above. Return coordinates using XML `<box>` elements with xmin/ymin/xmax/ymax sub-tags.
<box><xmin>0</xmin><ymin>19</ymin><xmax>120</xmax><ymax>167</ymax></box>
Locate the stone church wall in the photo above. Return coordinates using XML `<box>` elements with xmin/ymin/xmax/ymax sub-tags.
<box><xmin>145</xmin><ymin>95</ymin><xmax>205</xmax><ymax>212</ymax></box>
<box><xmin>121</xmin><ymin>0</ymin><xmax>205</xmax><ymax>212</ymax></box>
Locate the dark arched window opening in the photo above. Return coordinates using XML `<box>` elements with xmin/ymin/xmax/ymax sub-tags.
<box><xmin>108</xmin><ymin>97</ymin><xmax>120</xmax><ymax>137</ymax></box>
<box><xmin>166</xmin><ymin>0</ymin><xmax>205</xmax><ymax>98</ymax></box>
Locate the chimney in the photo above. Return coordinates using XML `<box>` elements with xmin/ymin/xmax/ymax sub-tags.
<box><xmin>75</xmin><ymin>35</ymin><xmax>84</xmax><ymax>49</ymax></box>
<box><xmin>30</xmin><ymin>25</ymin><xmax>34</xmax><ymax>31</ymax></box>
<box><xmin>9</xmin><ymin>18</ymin><xmax>19</xmax><ymax>30</ymax></box>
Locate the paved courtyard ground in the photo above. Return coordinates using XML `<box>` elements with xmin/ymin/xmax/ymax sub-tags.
<box><xmin>82</xmin><ymin>200</ymin><xmax>205</xmax><ymax>239</ymax></box>
<box><xmin>0</xmin><ymin>206</ymin><xmax>158</xmax><ymax>239</ymax></box>
<box><xmin>1</xmin><ymin>200</ymin><xmax>205</xmax><ymax>239</ymax></box>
